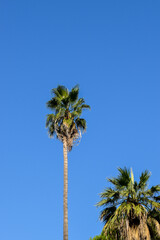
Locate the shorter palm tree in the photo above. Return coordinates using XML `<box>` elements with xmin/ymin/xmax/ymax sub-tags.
<box><xmin>97</xmin><ymin>167</ymin><xmax>160</xmax><ymax>240</ymax></box>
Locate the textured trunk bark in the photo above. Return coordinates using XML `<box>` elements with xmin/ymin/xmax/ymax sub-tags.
<box><xmin>127</xmin><ymin>223</ymin><xmax>151</xmax><ymax>240</ymax></box>
<box><xmin>63</xmin><ymin>137</ymin><xmax>68</xmax><ymax>240</ymax></box>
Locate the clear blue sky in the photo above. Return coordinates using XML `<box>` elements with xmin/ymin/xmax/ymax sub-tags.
<box><xmin>0</xmin><ymin>1</ymin><xmax>160</xmax><ymax>239</ymax></box>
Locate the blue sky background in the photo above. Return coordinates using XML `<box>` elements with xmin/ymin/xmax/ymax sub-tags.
<box><xmin>0</xmin><ymin>0</ymin><xmax>160</xmax><ymax>239</ymax></box>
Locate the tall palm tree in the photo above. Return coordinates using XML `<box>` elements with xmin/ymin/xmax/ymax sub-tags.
<box><xmin>46</xmin><ymin>85</ymin><xmax>90</xmax><ymax>240</ymax></box>
<box><xmin>97</xmin><ymin>167</ymin><xmax>160</xmax><ymax>240</ymax></box>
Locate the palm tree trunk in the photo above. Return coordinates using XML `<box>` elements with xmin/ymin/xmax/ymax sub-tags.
<box><xmin>63</xmin><ymin>137</ymin><xmax>68</xmax><ymax>240</ymax></box>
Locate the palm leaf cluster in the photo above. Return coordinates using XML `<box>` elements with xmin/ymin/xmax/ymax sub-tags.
<box><xmin>46</xmin><ymin>85</ymin><xmax>90</xmax><ymax>151</ymax></box>
<box><xmin>97</xmin><ymin>168</ymin><xmax>160</xmax><ymax>240</ymax></box>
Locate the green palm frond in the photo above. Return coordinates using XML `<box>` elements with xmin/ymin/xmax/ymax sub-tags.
<box><xmin>73</xmin><ymin>107</ymin><xmax>82</xmax><ymax>116</ymax></box>
<box><xmin>148</xmin><ymin>200</ymin><xmax>160</xmax><ymax>210</ymax></box>
<box><xmin>100</xmin><ymin>206</ymin><xmax>117</xmax><ymax>224</ymax></box>
<box><xmin>69</xmin><ymin>85</ymin><xmax>79</xmax><ymax>103</ymax></box>
<box><xmin>134</xmin><ymin>181</ymin><xmax>138</xmax><ymax>191</ymax></box>
<box><xmin>52</xmin><ymin>85</ymin><xmax>69</xmax><ymax>99</ymax></box>
<box><xmin>107</xmin><ymin>177</ymin><xmax>119</xmax><ymax>187</ymax></box>
<box><xmin>107</xmin><ymin>168</ymin><xmax>130</xmax><ymax>190</ymax></box>
<box><xmin>48</xmin><ymin>122</ymin><xmax>55</xmax><ymax>137</ymax></box>
<box><xmin>46</xmin><ymin>97</ymin><xmax>60</xmax><ymax>110</ymax></box>
<box><xmin>72</xmin><ymin>98</ymin><xmax>85</xmax><ymax>110</ymax></box>
<box><xmin>71</xmin><ymin>111</ymin><xmax>80</xmax><ymax>118</ymax></box>
<box><xmin>75</xmin><ymin>118</ymin><xmax>87</xmax><ymax>132</ymax></box>
<box><xmin>81</xmin><ymin>104</ymin><xmax>91</xmax><ymax>109</ymax></box>
<box><xmin>61</xmin><ymin>97</ymin><xmax>70</xmax><ymax>108</ymax></box>
<box><xmin>150</xmin><ymin>185</ymin><xmax>160</xmax><ymax>194</ymax></box>
<box><xmin>99</xmin><ymin>188</ymin><xmax>119</xmax><ymax>199</ymax></box>
<box><xmin>138</xmin><ymin>170</ymin><xmax>151</xmax><ymax>190</ymax></box>
<box><xmin>54</xmin><ymin>108</ymin><xmax>65</xmax><ymax>120</ymax></box>
<box><xmin>154</xmin><ymin>196</ymin><xmax>160</xmax><ymax>202</ymax></box>
<box><xmin>117</xmin><ymin>167</ymin><xmax>131</xmax><ymax>187</ymax></box>
<box><xmin>46</xmin><ymin>114</ymin><xmax>55</xmax><ymax>127</ymax></box>
<box><xmin>141</xmin><ymin>185</ymin><xmax>160</xmax><ymax>199</ymax></box>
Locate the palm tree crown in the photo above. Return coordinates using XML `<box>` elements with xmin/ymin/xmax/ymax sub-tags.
<box><xmin>46</xmin><ymin>85</ymin><xmax>90</xmax><ymax>151</ymax></box>
<box><xmin>97</xmin><ymin>167</ymin><xmax>160</xmax><ymax>239</ymax></box>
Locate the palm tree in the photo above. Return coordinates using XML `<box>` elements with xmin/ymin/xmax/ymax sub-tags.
<box><xmin>46</xmin><ymin>85</ymin><xmax>90</xmax><ymax>240</ymax></box>
<box><xmin>97</xmin><ymin>167</ymin><xmax>160</xmax><ymax>240</ymax></box>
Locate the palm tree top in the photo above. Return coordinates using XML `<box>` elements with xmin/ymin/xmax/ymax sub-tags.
<box><xmin>46</xmin><ymin>85</ymin><xmax>90</xmax><ymax>151</ymax></box>
<box><xmin>47</xmin><ymin>85</ymin><xmax>90</xmax><ymax>112</ymax></box>
<box><xmin>97</xmin><ymin>167</ymin><xmax>160</xmax><ymax>228</ymax></box>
